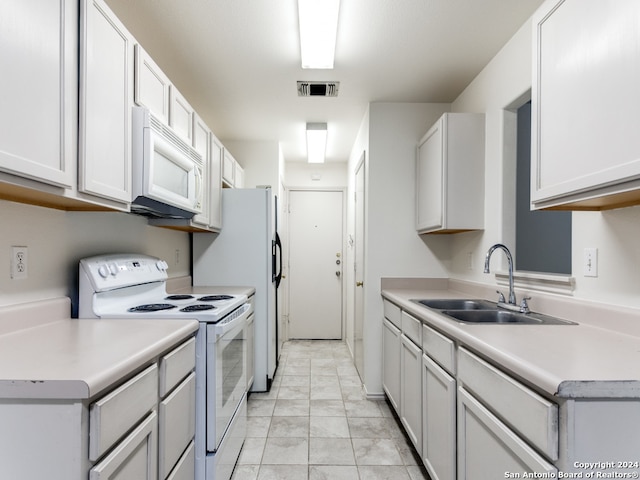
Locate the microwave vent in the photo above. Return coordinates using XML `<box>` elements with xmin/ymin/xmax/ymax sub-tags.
<box><xmin>297</xmin><ymin>81</ymin><xmax>340</xmax><ymax>97</ymax></box>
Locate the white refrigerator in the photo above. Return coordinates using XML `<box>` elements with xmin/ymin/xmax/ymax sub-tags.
<box><xmin>192</xmin><ymin>187</ymin><xmax>281</xmax><ymax>392</ymax></box>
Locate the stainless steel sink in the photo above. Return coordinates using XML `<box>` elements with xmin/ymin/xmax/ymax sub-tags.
<box><xmin>412</xmin><ymin>298</ymin><xmax>576</xmax><ymax>325</ymax></box>
<box><xmin>413</xmin><ymin>299</ymin><xmax>497</xmax><ymax>310</ymax></box>
<box><xmin>441</xmin><ymin>309</ymin><xmax>577</xmax><ymax>325</ymax></box>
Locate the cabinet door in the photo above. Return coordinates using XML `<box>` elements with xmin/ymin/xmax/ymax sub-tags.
<box><xmin>531</xmin><ymin>0</ymin><xmax>640</xmax><ymax>210</ymax></box>
<box><xmin>79</xmin><ymin>0</ymin><xmax>133</xmax><ymax>204</ymax></box>
<box><xmin>234</xmin><ymin>162</ymin><xmax>245</xmax><ymax>188</ymax></box>
<box><xmin>134</xmin><ymin>45</ymin><xmax>171</xmax><ymax>123</ymax></box>
<box><xmin>222</xmin><ymin>149</ymin><xmax>235</xmax><ymax>186</ymax></box>
<box><xmin>457</xmin><ymin>387</ymin><xmax>557</xmax><ymax>480</ymax></box>
<box><xmin>209</xmin><ymin>135</ymin><xmax>223</xmax><ymax>229</ymax></box>
<box><xmin>169</xmin><ymin>87</ymin><xmax>194</xmax><ymax>144</ymax></box>
<box><xmin>0</xmin><ymin>0</ymin><xmax>76</xmax><ymax>188</ymax></box>
<box><xmin>400</xmin><ymin>334</ymin><xmax>422</xmax><ymax>449</ymax></box>
<box><xmin>192</xmin><ymin>114</ymin><xmax>211</xmax><ymax>226</ymax></box>
<box><xmin>159</xmin><ymin>373</ymin><xmax>196</xmax><ymax>480</ymax></box>
<box><xmin>416</xmin><ymin>118</ymin><xmax>444</xmax><ymax>231</ymax></box>
<box><xmin>422</xmin><ymin>353</ymin><xmax>456</xmax><ymax>480</ymax></box>
<box><xmin>382</xmin><ymin>318</ymin><xmax>401</xmax><ymax>412</ymax></box>
<box><xmin>90</xmin><ymin>411</ymin><xmax>158</xmax><ymax>480</ymax></box>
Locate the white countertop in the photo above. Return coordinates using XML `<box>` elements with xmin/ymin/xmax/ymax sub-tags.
<box><xmin>382</xmin><ymin>286</ymin><xmax>640</xmax><ymax>399</ymax></box>
<box><xmin>0</xmin><ymin>298</ymin><xmax>199</xmax><ymax>400</ymax></box>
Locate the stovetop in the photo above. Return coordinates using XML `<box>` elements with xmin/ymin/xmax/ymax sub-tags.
<box><xmin>78</xmin><ymin>254</ymin><xmax>246</xmax><ymax>322</ymax></box>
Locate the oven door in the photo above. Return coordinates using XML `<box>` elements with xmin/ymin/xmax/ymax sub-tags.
<box><xmin>205</xmin><ymin>304</ymin><xmax>249</xmax><ymax>452</ymax></box>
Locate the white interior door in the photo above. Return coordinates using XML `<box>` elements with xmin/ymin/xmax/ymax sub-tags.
<box><xmin>288</xmin><ymin>190</ymin><xmax>343</xmax><ymax>339</ymax></box>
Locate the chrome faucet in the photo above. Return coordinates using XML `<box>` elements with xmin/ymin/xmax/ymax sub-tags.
<box><xmin>484</xmin><ymin>243</ymin><xmax>530</xmax><ymax>313</ymax></box>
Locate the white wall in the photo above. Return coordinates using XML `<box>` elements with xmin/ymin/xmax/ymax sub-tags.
<box><xmin>0</xmin><ymin>200</ymin><xmax>190</xmax><ymax>308</ymax></box>
<box><xmin>224</xmin><ymin>140</ymin><xmax>282</xmax><ymax>190</ymax></box>
<box><xmin>347</xmin><ymin>102</ymin><xmax>451</xmax><ymax>395</ymax></box>
<box><xmin>449</xmin><ymin>19</ymin><xmax>640</xmax><ymax>310</ymax></box>
<box><xmin>284</xmin><ymin>162</ymin><xmax>348</xmax><ymax>188</ymax></box>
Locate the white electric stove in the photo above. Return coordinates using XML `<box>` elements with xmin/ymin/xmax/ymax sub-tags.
<box><xmin>78</xmin><ymin>254</ymin><xmax>251</xmax><ymax>480</ymax></box>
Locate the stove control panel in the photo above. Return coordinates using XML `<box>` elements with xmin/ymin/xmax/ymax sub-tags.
<box><xmin>80</xmin><ymin>254</ymin><xmax>168</xmax><ymax>292</ymax></box>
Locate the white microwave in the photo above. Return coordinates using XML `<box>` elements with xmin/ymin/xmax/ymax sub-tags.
<box><xmin>131</xmin><ymin>107</ymin><xmax>203</xmax><ymax>218</ymax></box>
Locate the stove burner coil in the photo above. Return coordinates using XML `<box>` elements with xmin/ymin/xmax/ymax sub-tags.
<box><xmin>198</xmin><ymin>295</ymin><xmax>234</xmax><ymax>302</ymax></box>
<box><xmin>165</xmin><ymin>295</ymin><xmax>195</xmax><ymax>301</ymax></box>
<box><xmin>180</xmin><ymin>304</ymin><xmax>217</xmax><ymax>312</ymax></box>
<box><xmin>127</xmin><ymin>303</ymin><xmax>177</xmax><ymax>312</ymax></box>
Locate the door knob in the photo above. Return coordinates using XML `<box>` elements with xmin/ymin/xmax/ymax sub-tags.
<box><xmin>356</xmin><ymin>281</ymin><xmax>363</xmax><ymax>287</ymax></box>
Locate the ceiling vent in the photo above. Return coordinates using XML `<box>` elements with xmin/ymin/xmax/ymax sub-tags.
<box><xmin>297</xmin><ymin>81</ymin><xmax>340</xmax><ymax>97</ymax></box>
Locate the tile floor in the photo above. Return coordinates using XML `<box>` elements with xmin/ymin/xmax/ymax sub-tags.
<box><xmin>231</xmin><ymin>340</ymin><xmax>431</xmax><ymax>480</ymax></box>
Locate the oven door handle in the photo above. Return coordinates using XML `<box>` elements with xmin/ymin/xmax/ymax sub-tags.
<box><xmin>211</xmin><ymin>303</ymin><xmax>251</xmax><ymax>338</ymax></box>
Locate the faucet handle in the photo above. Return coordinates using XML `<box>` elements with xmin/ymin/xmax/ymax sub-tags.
<box><xmin>496</xmin><ymin>290</ymin><xmax>506</xmax><ymax>303</ymax></box>
<box><xmin>519</xmin><ymin>296</ymin><xmax>531</xmax><ymax>313</ymax></box>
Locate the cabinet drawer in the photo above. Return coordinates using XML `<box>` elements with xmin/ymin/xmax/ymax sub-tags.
<box><xmin>458</xmin><ymin>387</ymin><xmax>557</xmax><ymax>478</ymax></box>
<box><xmin>159</xmin><ymin>372</ymin><xmax>196</xmax><ymax>480</ymax></box>
<box><xmin>166</xmin><ymin>441</ymin><xmax>195</xmax><ymax>480</ymax></box>
<box><xmin>90</xmin><ymin>410</ymin><xmax>158</xmax><ymax>480</ymax></box>
<box><xmin>89</xmin><ymin>364</ymin><xmax>158</xmax><ymax>461</ymax></box>
<box><xmin>458</xmin><ymin>348</ymin><xmax>558</xmax><ymax>460</ymax></box>
<box><xmin>383</xmin><ymin>300</ymin><xmax>401</xmax><ymax>328</ymax></box>
<box><xmin>401</xmin><ymin>311</ymin><xmax>421</xmax><ymax>346</ymax></box>
<box><xmin>422</xmin><ymin>323</ymin><xmax>455</xmax><ymax>375</ymax></box>
<box><xmin>159</xmin><ymin>337</ymin><xmax>196</xmax><ymax>397</ymax></box>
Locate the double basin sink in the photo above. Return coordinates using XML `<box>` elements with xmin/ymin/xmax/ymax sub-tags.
<box><xmin>412</xmin><ymin>299</ymin><xmax>576</xmax><ymax>325</ymax></box>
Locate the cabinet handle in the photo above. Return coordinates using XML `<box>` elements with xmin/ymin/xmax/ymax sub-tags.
<box><xmin>356</xmin><ymin>281</ymin><xmax>363</xmax><ymax>287</ymax></box>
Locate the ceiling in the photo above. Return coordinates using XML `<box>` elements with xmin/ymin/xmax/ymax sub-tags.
<box><xmin>105</xmin><ymin>0</ymin><xmax>545</xmax><ymax>163</ymax></box>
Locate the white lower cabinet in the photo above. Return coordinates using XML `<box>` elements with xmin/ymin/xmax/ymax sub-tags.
<box><xmin>0</xmin><ymin>336</ymin><xmax>196</xmax><ymax>480</ymax></box>
<box><xmin>457</xmin><ymin>387</ymin><xmax>557</xmax><ymax>479</ymax></box>
<box><xmin>422</xmin><ymin>353</ymin><xmax>456</xmax><ymax>480</ymax></box>
<box><xmin>400</xmin><ymin>331</ymin><xmax>422</xmax><ymax>450</ymax></box>
<box><xmin>383</xmin><ymin>297</ymin><xmax>640</xmax><ymax>479</ymax></box>
<box><xmin>382</xmin><ymin>317</ymin><xmax>401</xmax><ymax>412</ymax></box>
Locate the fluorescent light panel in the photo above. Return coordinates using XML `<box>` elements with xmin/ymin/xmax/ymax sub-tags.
<box><xmin>306</xmin><ymin>123</ymin><xmax>327</xmax><ymax>163</ymax></box>
<box><xmin>298</xmin><ymin>0</ymin><xmax>340</xmax><ymax>69</ymax></box>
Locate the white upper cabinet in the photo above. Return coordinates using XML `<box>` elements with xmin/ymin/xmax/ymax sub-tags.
<box><xmin>79</xmin><ymin>0</ymin><xmax>133</xmax><ymax>205</ymax></box>
<box><xmin>209</xmin><ymin>135</ymin><xmax>223</xmax><ymax>230</ymax></box>
<box><xmin>234</xmin><ymin>161</ymin><xmax>245</xmax><ymax>188</ymax></box>
<box><xmin>134</xmin><ymin>45</ymin><xmax>171</xmax><ymax>124</ymax></box>
<box><xmin>416</xmin><ymin>113</ymin><xmax>485</xmax><ymax>234</ymax></box>
<box><xmin>192</xmin><ymin>113</ymin><xmax>211</xmax><ymax>227</ymax></box>
<box><xmin>169</xmin><ymin>87</ymin><xmax>194</xmax><ymax>144</ymax></box>
<box><xmin>531</xmin><ymin>0</ymin><xmax>640</xmax><ymax>210</ymax></box>
<box><xmin>0</xmin><ymin>0</ymin><xmax>76</xmax><ymax>188</ymax></box>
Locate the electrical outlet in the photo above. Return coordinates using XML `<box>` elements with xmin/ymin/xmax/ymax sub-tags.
<box><xmin>11</xmin><ymin>246</ymin><xmax>28</xmax><ymax>280</ymax></box>
<box><xmin>583</xmin><ymin>247</ymin><xmax>598</xmax><ymax>277</ymax></box>
<box><xmin>466</xmin><ymin>252</ymin><xmax>474</xmax><ymax>271</ymax></box>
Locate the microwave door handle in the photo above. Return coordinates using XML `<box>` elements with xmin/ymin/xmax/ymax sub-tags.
<box><xmin>194</xmin><ymin>166</ymin><xmax>203</xmax><ymax>210</ymax></box>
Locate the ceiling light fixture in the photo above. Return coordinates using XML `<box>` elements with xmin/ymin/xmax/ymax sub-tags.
<box><xmin>297</xmin><ymin>0</ymin><xmax>340</xmax><ymax>69</ymax></box>
<box><xmin>306</xmin><ymin>123</ymin><xmax>327</xmax><ymax>163</ymax></box>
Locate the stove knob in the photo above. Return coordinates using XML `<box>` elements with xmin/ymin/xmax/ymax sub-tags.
<box><xmin>156</xmin><ymin>260</ymin><xmax>167</xmax><ymax>271</ymax></box>
<box><xmin>98</xmin><ymin>265</ymin><xmax>109</xmax><ymax>278</ymax></box>
<box><xmin>108</xmin><ymin>263</ymin><xmax>118</xmax><ymax>276</ymax></box>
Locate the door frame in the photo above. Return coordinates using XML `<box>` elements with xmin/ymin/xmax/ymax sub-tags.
<box><xmin>283</xmin><ymin>186</ymin><xmax>347</xmax><ymax>341</ymax></box>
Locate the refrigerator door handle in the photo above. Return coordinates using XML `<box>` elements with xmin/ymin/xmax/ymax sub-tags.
<box><xmin>273</xmin><ymin>232</ymin><xmax>283</xmax><ymax>288</ymax></box>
